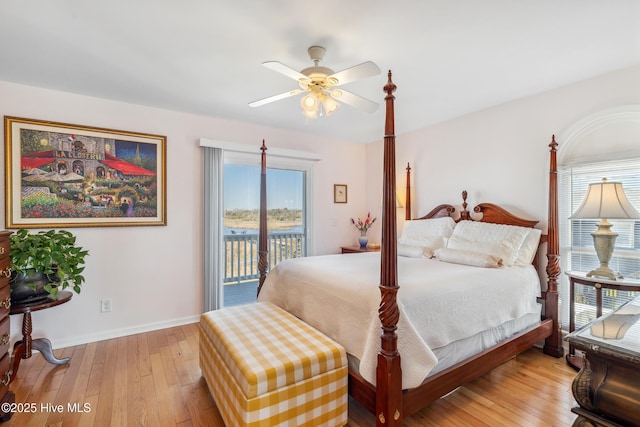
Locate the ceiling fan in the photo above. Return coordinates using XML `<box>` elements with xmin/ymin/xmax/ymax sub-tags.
<box><xmin>249</xmin><ymin>46</ymin><xmax>381</xmax><ymax>119</ymax></box>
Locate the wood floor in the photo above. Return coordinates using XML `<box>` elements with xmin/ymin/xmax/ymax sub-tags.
<box><xmin>3</xmin><ymin>322</ymin><xmax>578</xmax><ymax>426</ymax></box>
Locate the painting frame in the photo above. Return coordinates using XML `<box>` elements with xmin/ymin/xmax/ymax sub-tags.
<box><xmin>334</xmin><ymin>184</ymin><xmax>347</xmax><ymax>203</ymax></box>
<box><xmin>4</xmin><ymin>116</ymin><xmax>167</xmax><ymax>228</ymax></box>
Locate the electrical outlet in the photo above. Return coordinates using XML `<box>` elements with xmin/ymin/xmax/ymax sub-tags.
<box><xmin>101</xmin><ymin>298</ymin><xmax>112</xmax><ymax>313</ymax></box>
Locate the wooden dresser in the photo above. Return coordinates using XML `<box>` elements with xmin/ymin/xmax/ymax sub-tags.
<box><xmin>0</xmin><ymin>231</ymin><xmax>14</xmax><ymax>421</ymax></box>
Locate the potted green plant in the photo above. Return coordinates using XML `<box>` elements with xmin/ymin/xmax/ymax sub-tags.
<box><xmin>9</xmin><ymin>229</ymin><xmax>89</xmax><ymax>304</ymax></box>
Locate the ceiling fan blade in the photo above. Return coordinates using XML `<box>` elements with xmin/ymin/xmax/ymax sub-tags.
<box><xmin>330</xmin><ymin>89</ymin><xmax>379</xmax><ymax>113</ymax></box>
<box><xmin>262</xmin><ymin>61</ymin><xmax>309</xmax><ymax>82</ymax></box>
<box><xmin>327</xmin><ymin>61</ymin><xmax>381</xmax><ymax>86</ymax></box>
<box><xmin>249</xmin><ymin>89</ymin><xmax>304</xmax><ymax>108</ymax></box>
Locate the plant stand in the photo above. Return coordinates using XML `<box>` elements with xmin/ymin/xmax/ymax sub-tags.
<box><xmin>9</xmin><ymin>291</ymin><xmax>72</xmax><ymax>383</ymax></box>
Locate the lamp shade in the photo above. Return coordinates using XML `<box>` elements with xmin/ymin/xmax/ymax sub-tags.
<box><xmin>590</xmin><ymin>313</ymin><xmax>640</xmax><ymax>339</ymax></box>
<box><xmin>300</xmin><ymin>88</ymin><xmax>341</xmax><ymax>119</ymax></box>
<box><xmin>301</xmin><ymin>93</ymin><xmax>318</xmax><ymax>111</ymax></box>
<box><xmin>570</xmin><ymin>178</ymin><xmax>640</xmax><ymax>220</ymax></box>
<box><xmin>321</xmin><ymin>95</ymin><xmax>340</xmax><ymax>116</ymax></box>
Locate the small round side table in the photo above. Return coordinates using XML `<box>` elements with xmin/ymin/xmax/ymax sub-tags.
<box><xmin>9</xmin><ymin>291</ymin><xmax>72</xmax><ymax>383</ymax></box>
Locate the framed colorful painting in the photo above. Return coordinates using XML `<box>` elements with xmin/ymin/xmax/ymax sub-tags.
<box><xmin>4</xmin><ymin>116</ymin><xmax>167</xmax><ymax>228</ymax></box>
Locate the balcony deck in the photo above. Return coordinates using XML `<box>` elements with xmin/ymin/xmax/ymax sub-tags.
<box><xmin>223</xmin><ymin>280</ymin><xmax>258</xmax><ymax>307</ymax></box>
<box><xmin>223</xmin><ymin>230</ymin><xmax>304</xmax><ymax>307</ymax></box>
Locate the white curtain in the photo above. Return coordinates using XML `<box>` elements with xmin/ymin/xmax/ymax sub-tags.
<box><xmin>203</xmin><ymin>147</ymin><xmax>224</xmax><ymax>311</ymax></box>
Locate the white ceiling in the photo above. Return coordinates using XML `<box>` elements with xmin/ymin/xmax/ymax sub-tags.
<box><xmin>1</xmin><ymin>1</ymin><xmax>639</xmax><ymax>144</ymax></box>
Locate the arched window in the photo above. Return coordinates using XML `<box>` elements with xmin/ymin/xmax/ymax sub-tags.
<box><xmin>558</xmin><ymin>106</ymin><xmax>640</xmax><ymax>330</ymax></box>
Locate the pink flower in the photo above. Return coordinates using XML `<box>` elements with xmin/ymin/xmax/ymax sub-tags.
<box><xmin>350</xmin><ymin>213</ymin><xmax>377</xmax><ymax>232</ymax></box>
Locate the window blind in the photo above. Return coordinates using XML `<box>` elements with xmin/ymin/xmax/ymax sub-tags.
<box><xmin>559</xmin><ymin>158</ymin><xmax>640</xmax><ymax>329</ymax></box>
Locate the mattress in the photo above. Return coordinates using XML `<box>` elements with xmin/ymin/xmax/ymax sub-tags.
<box><xmin>258</xmin><ymin>252</ymin><xmax>542</xmax><ymax>389</ymax></box>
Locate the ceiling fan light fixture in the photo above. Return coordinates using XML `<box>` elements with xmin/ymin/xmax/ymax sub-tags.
<box><xmin>326</xmin><ymin>76</ymin><xmax>339</xmax><ymax>86</ymax></box>
<box><xmin>301</xmin><ymin>93</ymin><xmax>318</xmax><ymax>111</ymax></box>
<box><xmin>321</xmin><ymin>94</ymin><xmax>340</xmax><ymax>116</ymax></box>
<box><xmin>297</xmin><ymin>78</ymin><xmax>311</xmax><ymax>90</ymax></box>
<box><xmin>251</xmin><ymin>46</ymin><xmax>380</xmax><ymax>118</ymax></box>
<box><xmin>301</xmin><ymin>108</ymin><xmax>318</xmax><ymax>119</ymax></box>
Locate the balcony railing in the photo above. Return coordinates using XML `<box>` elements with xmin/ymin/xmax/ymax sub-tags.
<box><xmin>224</xmin><ymin>231</ymin><xmax>305</xmax><ymax>284</ymax></box>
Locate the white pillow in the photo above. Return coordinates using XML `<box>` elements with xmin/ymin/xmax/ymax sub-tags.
<box><xmin>434</xmin><ymin>247</ymin><xmax>503</xmax><ymax>268</ymax></box>
<box><xmin>449</xmin><ymin>221</ymin><xmax>530</xmax><ymax>267</ymax></box>
<box><xmin>514</xmin><ymin>228</ymin><xmax>542</xmax><ymax>266</ymax></box>
<box><xmin>446</xmin><ymin>236</ymin><xmax>512</xmax><ymax>264</ymax></box>
<box><xmin>398</xmin><ymin>242</ymin><xmax>434</xmax><ymax>258</ymax></box>
<box><xmin>399</xmin><ymin>235</ymin><xmax>447</xmax><ymax>251</ymax></box>
<box><xmin>400</xmin><ymin>217</ymin><xmax>456</xmax><ymax>241</ymax></box>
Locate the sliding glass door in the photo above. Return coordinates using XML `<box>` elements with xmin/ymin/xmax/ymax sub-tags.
<box><xmin>222</xmin><ymin>158</ymin><xmax>308</xmax><ymax>307</ymax></box>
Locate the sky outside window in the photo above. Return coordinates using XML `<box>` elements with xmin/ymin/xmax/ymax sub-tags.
<box><xmin>224</xmin><ymin>164</ymin><xmax>303</xmax><ymax>210</ymax></box>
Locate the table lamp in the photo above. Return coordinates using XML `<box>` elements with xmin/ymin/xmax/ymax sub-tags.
<box><xmin>570</xmin><ymin>178</ymin><xmax>640</xmax><ymax>280</ymax></box>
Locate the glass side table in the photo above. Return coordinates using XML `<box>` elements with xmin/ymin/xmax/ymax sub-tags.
<box><xmin>565</xmin><ymin>271</ymin><xmax>640</xmax><ymax>370</ymax></box>
<box><xmin>565</xmin><ymin>295</ymin><xmax>640</xmax><ymax>427</ymax></box>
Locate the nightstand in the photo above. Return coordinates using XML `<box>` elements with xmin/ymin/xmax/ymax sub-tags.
<box><xmin>340</xmin><ymin>246</ymin><xmax>380</xmax><ymax>254</ymax></box>
<box><xmin>565</xmin><ymin>271</ymin><xmax>640</xmax><ymax>370</ymax></box>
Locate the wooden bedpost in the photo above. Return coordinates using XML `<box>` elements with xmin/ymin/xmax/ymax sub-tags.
<box><xmin>257</xmin><ymin>140</ymin><xmax>268</xmax><ymax>297</ymax></box>
<box><xmin>405</xmin><ymin>163</ymin><xmax>411</xmax><ymax>220</ymax></box>
<box><xmin>376</xmin><ymin>71</ymin><xmax>402</xmax><ymax>427</ymax></box>
<box><xmin>543</xmin><ymin>135</ymin><xmax>564</xmax><ymax>357</ymax></box>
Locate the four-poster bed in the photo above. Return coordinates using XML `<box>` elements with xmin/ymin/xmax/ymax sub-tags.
<box><xmin>256</xmin><ymin>72</ymin><xmax>563</xmax><ymax>425</ymax></box>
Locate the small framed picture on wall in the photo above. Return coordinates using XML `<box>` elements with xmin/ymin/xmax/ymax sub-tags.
<box><xmin>334</xmin><ymin>184</ymin><xmax>347</xmax><ymax>203</ymax></box>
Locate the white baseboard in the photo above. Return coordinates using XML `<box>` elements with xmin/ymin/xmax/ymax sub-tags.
<box><xmin>51</xmin><ymin>315</ymin><xmax>201</xmax><ymax>350</ymax></box>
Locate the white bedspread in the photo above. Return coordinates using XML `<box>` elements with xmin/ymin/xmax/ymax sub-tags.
<box><xmin>257</xmin><ymin>252</ymin><xmax>541</xmax><ymax>389</ymax></box>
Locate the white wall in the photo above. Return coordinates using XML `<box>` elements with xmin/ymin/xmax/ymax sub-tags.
<box><xmin>366</xmin><ymin>64</ymin><xmax>640</xmax><ymax>243</ymax></box>
<box><xmin>0</xmin><ymin>81</ymin><xmax>367</xmax><ymax>348</ymax></box>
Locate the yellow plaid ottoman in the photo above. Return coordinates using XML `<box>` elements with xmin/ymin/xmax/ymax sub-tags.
<box><xmin>200</xmin><ymin>302</ymin><xmax>348</xmax><ymax>427</ymax></box>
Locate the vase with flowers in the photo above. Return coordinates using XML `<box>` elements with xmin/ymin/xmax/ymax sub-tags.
<box><xmin>351</xmin><ymin>212</ymin><xmax>376</xmax><ymax>248</ymax></box>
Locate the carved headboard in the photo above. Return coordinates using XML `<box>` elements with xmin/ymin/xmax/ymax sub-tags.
<box><xmin>414</xmin><ymin>190</ymin><xmax>539</xmax><ymax>228</ymax></box>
